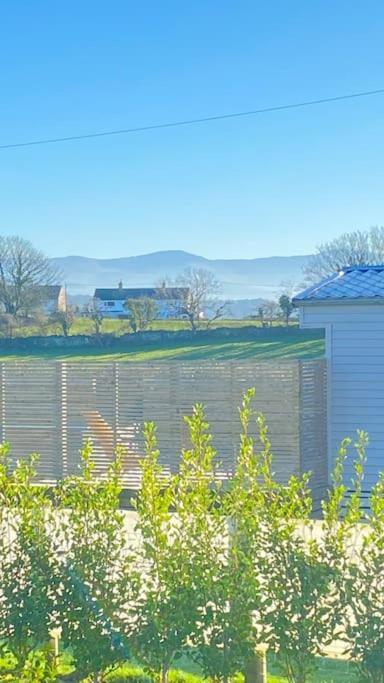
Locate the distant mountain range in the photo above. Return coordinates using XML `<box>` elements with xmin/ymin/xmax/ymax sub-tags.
<box><xmin>52</xmin><ymin>250</ymin><xmax>311</xmax><ymax>300</ymax></box>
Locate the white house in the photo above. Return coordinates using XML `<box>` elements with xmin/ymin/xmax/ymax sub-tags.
<box><xmin>93</xmin><ymin>282</ymin><xmax>189</xmax><ymax>319</ymax></box>
<box><xmin>294</xmin><ymin>265</ymin><xmax>384</xmax><ymax>500</ymax></box>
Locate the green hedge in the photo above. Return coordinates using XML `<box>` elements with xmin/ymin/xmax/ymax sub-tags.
<box><xmin>0</xmin><ymin>392</ymin><xmax>381</xmax><ymax>683</ymax></box>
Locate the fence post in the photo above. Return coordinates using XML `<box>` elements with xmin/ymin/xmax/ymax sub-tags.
<box><xmin>0</xmin><ymin>362</ymin><xmax>4</xmax><ymax>444</ymax></box>
<box><xmin>60</xmin><ymin>361</ymin><xmax>68</xmax><ymax>479</ymax></box>
<box><xmin>244</xmin><ymin>648</ymin><xmax>267</xmax><ymax>683</ymax></box>
<box><xmin>114</xmin><ymin>361</ymin><xmax>119</xmax><ymax>451</ymax></box>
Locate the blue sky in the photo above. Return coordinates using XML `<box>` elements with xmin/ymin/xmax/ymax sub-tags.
<box><xmin>1</xmin><ymin>0</ymin><xmax>384</xmax><ymax>259</ymax></box>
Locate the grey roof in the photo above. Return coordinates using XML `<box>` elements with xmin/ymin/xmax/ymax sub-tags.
<box><xmin>94</xmin><ymin>287</ymin><xmax>188</xmax><ymax>301</ymax></box>
<box><xmin>294</xmin><ymin>265</ymin><xmax>384</xmax><ymax>303</ymax></box>
<box><xmin>36</xmin><ymin>285</ymin><xmax>63</xmax><ymax>300</ymax></box>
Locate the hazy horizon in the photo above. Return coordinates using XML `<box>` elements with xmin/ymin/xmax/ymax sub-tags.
<box><xmin>51</xmin><ymin>248</ymin><xmax>312</xmax><ymax>261</ymax></box>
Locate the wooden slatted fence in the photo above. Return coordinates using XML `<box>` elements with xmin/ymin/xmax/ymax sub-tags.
<box><xmin>0</xmin><ymin>360</ymin><xmax>327</xmax><ymax>500</ymax></box>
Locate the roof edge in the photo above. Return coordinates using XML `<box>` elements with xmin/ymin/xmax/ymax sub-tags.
<box><xmin>293</xmin><ymin>297</ymin><xmax>384</xmax><ymax>307</ymax></box>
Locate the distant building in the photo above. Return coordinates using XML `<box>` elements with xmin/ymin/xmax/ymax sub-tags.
<box><xmin>36</xmin><ymin>285</ymin><xmax>67</xmax><ymax>314</ymax></box>
<box><xmin>93</xmin><ymin>281</ymin><xmax>189</xmax><ymax>319</ymax></box>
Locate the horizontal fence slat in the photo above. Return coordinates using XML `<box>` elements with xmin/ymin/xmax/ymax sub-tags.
<box><xmin>0</xmin><ymin>360</ymin><xmax>327</xmax><ymax>497</ymax></box>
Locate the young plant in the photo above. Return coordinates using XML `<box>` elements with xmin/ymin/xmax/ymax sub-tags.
<box><xmin>0</xmin><ymin>445</ymin><xmax>59</xmax><ymax>680</ymax></box>
<box><xmin>191</xmin><ymin>389</ymin><xmax>265</xmax><ymax>682</ymax></box>
<box><xmin>131</xmin><ymin>421</ymin><xmax>203</xmax><ymax>683</ymax></box>
<box><xmin>235</xmin><ymin>403</ymin><xmax>321</xmax><ymax>683</ymax></box>
<box><xmin>264</xmin><ymin>431</ymin><xmax>367</xmax><ymax>683</ymax></box>
<box><xmin>174</xmin><ymin>404</ymin><xmax>244</xmax><ymax>683</ymax></box>
<box><xmin>54</xmin><ymin>440</ymin><xmax>128</xmax><ymax>682</ymax></box>
<box><xmin>344</xmin><ymin>436</ymin><xmax>384</xmax><ymax>683</ymax></box>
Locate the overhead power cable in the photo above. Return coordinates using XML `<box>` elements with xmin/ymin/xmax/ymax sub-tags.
<box><xmin>0</xmin><ymin>87</ymin><xmax>384</xmax><ymax>151</ymax></box>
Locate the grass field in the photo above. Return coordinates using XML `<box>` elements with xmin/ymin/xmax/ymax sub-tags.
<box><xmin>0</xmin><ymin>329</ymin><xmax>325</xmax><ymax>362</ymax></box>
<box><xmin>8</xmin><ymin>318</ymin><xmax>300</xmax><ymax>337</ymax></box>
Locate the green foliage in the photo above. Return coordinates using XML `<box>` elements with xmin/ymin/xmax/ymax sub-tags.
<box><xmin>278</xmin><ymin>295</ymin><xmax>294</xmax><ymax>325</ymax></box>
<box><xmin>175</xmin><ymin>405</ymin><xmax>242</xmax><ymax>681</ymax></box>
<box><xmin>262</xmin><ymin>432</ymin><xmax>367</xmax><ymax>683</ymax></box>
<box><xmin>193</xmin><ymin>389</ymin><xmax>264</xmax><ymax>680</ymax></box>
<box><xmin>0</xmin><ymin>392</ymin><xmax>377</xmax><ymax>683</ymax></box>
<box><xmin>0</xmin><ymin>444</ymin><xmax>59</xmax><ymax>680</ymax></box>
<box><xmin>234</xmin><ymin>405</ymin><xmax>319</xmax><ymax>683</ymax></box>
<box><xmin>54</xmin><ymin>441</ymin><xmax>129</xmax><ymax>682</ymax></box>
<box><xmin>125</xmin><ymin>297</ymin><xmax>157</xmax><ymax>332</ymax></box>
<box><xmin>131</xmin><ymin>421</ymin><xmax>202</xmax><ymax>683</ymax></box>
<box><xmin>344</xmin><ymin>439</ymin><xmax>384</xmax><ymax>683</ymax></box>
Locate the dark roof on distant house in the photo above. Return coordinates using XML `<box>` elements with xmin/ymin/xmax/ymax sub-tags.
<box><xmin>293</xmin><ymin>265</ymin><xmax>384</xmax><ymax>304</ymax></box>
<box><xmin>36</xmin><ymin>285</ymin><xmax>63</xmax><ymax>300</ymax></box>
<box><xmin>94</xmin><ymin>287</ymin><xmax>189</xmax><ymax>301</ymax></box>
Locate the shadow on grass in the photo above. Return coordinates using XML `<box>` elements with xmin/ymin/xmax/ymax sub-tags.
<box><xmin>0</xmin><ymin>331</ymin><xmax>325</xmax><ymax>363</ymax></box>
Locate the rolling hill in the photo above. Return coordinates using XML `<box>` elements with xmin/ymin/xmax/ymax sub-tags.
<box><xmin>52</xmin><ymin>250</ymin><xmax>310</xmax><ymax>299</ymax></box>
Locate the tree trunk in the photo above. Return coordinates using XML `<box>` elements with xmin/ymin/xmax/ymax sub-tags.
<box><xmin>161</xmin><ymin>664</ymin><xmax>169</xmax><ymax>683</ymax></box>
<box><xmin>244</xmin><ymin>648</ymin><xmax>267</xmax><ymax>683</ymax></box>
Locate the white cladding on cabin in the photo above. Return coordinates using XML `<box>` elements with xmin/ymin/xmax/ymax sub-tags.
<box><xmin>294</xmin><ymin>266</ymin><xmax>384</xmax><ymax>495</ymax></box>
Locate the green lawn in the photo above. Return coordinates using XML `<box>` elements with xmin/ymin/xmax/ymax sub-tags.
<box><xmin>267</xmin><ymin>655</ymin><xmax>354</xmax><ymax>682</ymax></box>
<box><xmin>104</xmin><ymin>656</ymin><xmax>354</xmax><ymax>683</ymax></box>
<box><xmin>0</xmin><ymin>329</ymin><xmax>325</xmax><ymax>362</ymax></box>
<box><xmin>71</xmin><ymin>655</ymin><xmax>356</xmax><ymax>683</ymax></box>
<box><xmin>0</xmin><ymin>653</ymin><xmax>357</xmax><ymax>682</ymax></box>
<box><xmin>170</xmin><ymin>653</ymin><xmax>354</xmax><ymax>683</ymax></box>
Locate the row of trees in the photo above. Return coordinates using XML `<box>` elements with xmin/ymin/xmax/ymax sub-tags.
<box><xmin>0</xmin><ymin>392</ymin><xmax>383</xmax><ymax>683</ymax></box>
<box><xmin>1</xmin><ymin>225</ymin><xmax>384</xmax><ymax>335</ymax></box>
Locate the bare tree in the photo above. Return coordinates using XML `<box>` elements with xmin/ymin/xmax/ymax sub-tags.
<box><xmin>83</xmin><ymin>300</ymin><xmax>104</xmax><ymax>335</ymax></box>
<box><xmin>124</xmin><ymin>297</ymin><xmax>157</xmax><ymax>332</ymax></box>
<box><xmin>50</xmin><ymin>307</ymin><xmax>75</xmax><ymax>336</ymax></box>
<box><xmin>304</xmin><ymin>226</ymin><xmax>384</xmax><ymax>283</ymax></box>
<box><xmin>0</xmin><ymin>236</ymin><xmax>59</xmax><ymax>316</ymax></box>
<box><xmin>263</xmin><ymin>300</ymin><xmax>279</xmax><ymax>324</ymax></box>
<box><xmin>0</xmin><ymin>313</ymin><xmax>15</xmax><ymax>338</ymax></box>
<box><xmin>159</xmin><ymin>268</ymin><xmax>228</xmax><ymax>331</ymax></box>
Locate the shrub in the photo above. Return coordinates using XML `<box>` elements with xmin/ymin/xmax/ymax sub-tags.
<box><xmin>0</xmin><ymin>392</ymin><xmax>376</xmax><ymax>683</ymax></box>
<box><xmin>262</xmin><ymin>432</ymin><xmax>367</xmax><ymax>683</ymax></box>
<box><xmin>54</xmin><ymin>441</ymin><xmax>129</xmax><ymax>682</ymax></box>
<box><xmin>174</xmin><ymin>405</ymin><xmax>239</xmax><ymax>682</ymax></box>
<box><xmin>0</xmin><ymin>445</ymin><xmax>59</xmax><ymax>680</ymax></box>
<box><xmin>129</xmin><ymin>421</ymin><xmax>204</xmax><ymax>683</ymax></box>
<box><xmin>344</xmin><ymin>458</ymin><xmax>384</xmax><ymax>682</ymax></box>
<box><xmin>188</xmin><ymin>391</ymin><xmax>263</xmax><ymax>681</ymax></box>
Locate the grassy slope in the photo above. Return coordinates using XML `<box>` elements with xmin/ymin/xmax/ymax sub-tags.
<box><xmin>0</xmin><ymin>329</ymin><xmax>325</xmax><ymax>362</ymax></box>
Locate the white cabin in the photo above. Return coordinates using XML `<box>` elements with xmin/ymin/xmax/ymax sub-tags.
<box><xmin>294</xmin><ymin>265</ymin><xmax>384</xmax><ymax>498</ymax></box>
